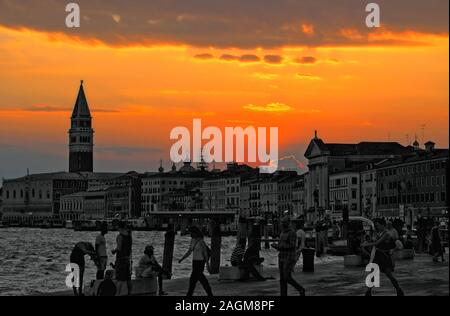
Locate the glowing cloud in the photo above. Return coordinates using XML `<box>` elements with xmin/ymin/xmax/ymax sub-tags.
<box><xmin>296</xmin><ymin>73</ymin><xmax>322</xmax><ymax>80</ymax></box>
<box><xmin>252</xmin><ymin>73</ymin><xmax>279</xmax><ymax>80</ymax></box>
<box><xmin>302</xmin><ymin>23</ymin><xmax>315</xmax><ymax>35</ymax></box>
<box><xmin>243</xmin><ymin>102</ymin><xmax>293</xmax><ymax>113</ymax></box>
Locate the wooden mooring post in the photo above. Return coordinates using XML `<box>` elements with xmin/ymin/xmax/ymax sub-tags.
<box><xmin>210</xmin><ymin>220</ymin><xmax>222</xmax><ymax>274</ymax></box>
<box><xmin>162</xmin><ymin>223</ymin><xmax>176</xmax><ymax>278</ymax></box>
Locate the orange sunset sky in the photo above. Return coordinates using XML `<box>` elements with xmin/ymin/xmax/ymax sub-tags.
<box><xmin>0</xmin><ymin>0</ymin><xmax>448</xmax><ymax>180</ymax></box>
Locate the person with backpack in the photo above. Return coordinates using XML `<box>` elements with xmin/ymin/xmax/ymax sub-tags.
<box><xmin>179</xmin><ymin>226</ymin><xmax>213</xmax><ymax>296</ymax></box>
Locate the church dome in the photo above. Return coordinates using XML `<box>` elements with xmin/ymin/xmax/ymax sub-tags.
<box><xmin>179</xmin><ymin>161</ymin><xmax>195</xmax><ymax>173</ymax></box>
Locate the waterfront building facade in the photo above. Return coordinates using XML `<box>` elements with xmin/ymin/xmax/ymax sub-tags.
<box><xmin>1</xmin><ymin>172</ymin><xmax>87</xmax><ymax>223</ymax></box>
<box><xmin>1</xmin><ymin>172</ymin><xmax>125</xmax><ymax>224</ymax></box>
<box><xmin>141</xmin><ymin>161</ymin><xmax>207</xmax><ymax>213</ymax></box>
<box><xmin>60</xmin><ymin>184</ymin><xmax>136</xmax><ymax>221</ymax></box>
<box><xmin>375</xmin><ymin>142</ymin><xmax>449</xmax><ymax>222</ymax></box>
<box><xmin>292</xmin><ymin>174</ymin><xmax>306</xmax><ymax>218</ymax></box>
<box><xmin>329</xmin><ymin>170</ymin><xmax>361</xmax><ymax>219</ymax></box>
<box><xmin>60</xmin><ymin>187</ymin><xmax>106</xmax><ymax>220</ymax></box>
<box><xmin>304</xmin><ymin>131</ymin><xmax>413</xmax><ymax>217</ymax></box>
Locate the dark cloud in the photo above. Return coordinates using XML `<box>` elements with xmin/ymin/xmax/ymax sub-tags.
<box><xmin>0</xmin><ymin>0</ymin><xmax>448</xmax><ymax>48</ymax></box>
<box><xmin>295</xmin><ymin>56</ymin><xmax>318</xmax><ymax>64</ymax></box>
<box><xmin>20</xmin><ymin>106</ymin><xmax>70</xmax><ymax>112</ymax></box>
<box><xmin>219</xmin><ymin>54</ymin><xmax>240</xmax><ymax>61</ymax></box>
<box><xmin>264</xmin><ymin>55</ymin><xmax>283</xmax><ymax>64</ymax></box>
<box><xmin>0</xmin><ymin>106</ymin><xmax>118</xmax><ymax>113</ymax></box>
<box><xmin>239</xmin><ymin>54</ymin><xmax>260</xmax><ymax>63</ymax></box>
<box><xmin>194</xmin><ymin>53</ymin><xmax>215</xmax><ymax>60</ymax></box>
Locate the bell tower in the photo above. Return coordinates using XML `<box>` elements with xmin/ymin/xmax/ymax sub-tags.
<box><xmin>69</xmin><ymin>80</ymin><xmax>94</xmax><ymax>173</ymax></box>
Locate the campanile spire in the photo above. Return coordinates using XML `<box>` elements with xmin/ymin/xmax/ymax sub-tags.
<box><xmin>69</xmin><ymin>80</ymin><xmax>94</xmax><ymax>172</ymax></box>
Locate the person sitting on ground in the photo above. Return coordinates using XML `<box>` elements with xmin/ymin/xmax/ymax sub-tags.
<box><xmin>97</xmin><ymin>270</ymin><xmax>117</xmax><ymax>296</ymax></box>
<box><xmin>136</xmin><ymin>245</ymin><xmax>172</xmax><ymax>296</ymax></box>
<box><xmin>230</xmin><ymin>238</ymin><xmax>246</xmax><ymax>267</ymax></box>
<box><xmin>239</xmin><ymin>240</ymin><xmax>266</xmax><ymax>282</ymax></box>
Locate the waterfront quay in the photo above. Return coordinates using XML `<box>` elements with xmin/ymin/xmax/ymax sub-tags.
<box><xmin>44</xmin><ymin>253</ymin><xmax>448</xmax><ymax>296</ymax></box>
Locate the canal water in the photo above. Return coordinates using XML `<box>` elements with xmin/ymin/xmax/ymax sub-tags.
<box><xmin>0</xmin><ymin>228</ymin><xmax>338</xmax><ymax>295</ymax></box>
